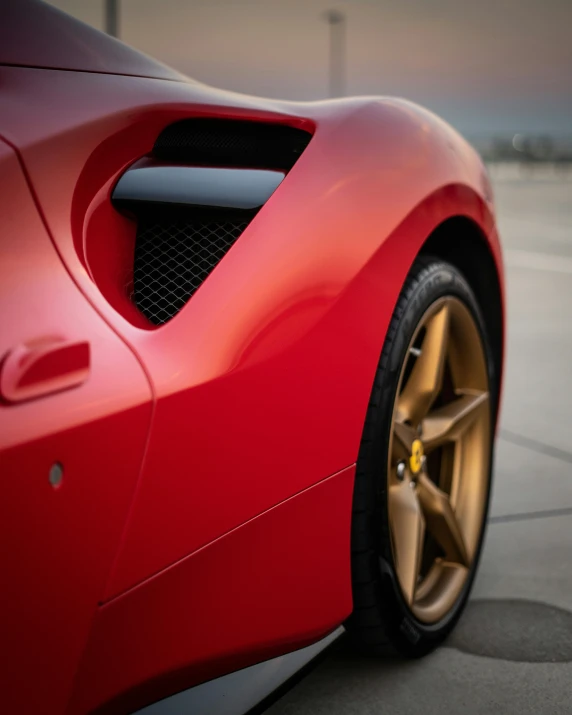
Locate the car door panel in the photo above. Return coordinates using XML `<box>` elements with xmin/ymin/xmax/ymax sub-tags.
<box><xmin>0</xmin><ymin>140</ymin><xmax>153</xmax><ymax>715</ymax></box>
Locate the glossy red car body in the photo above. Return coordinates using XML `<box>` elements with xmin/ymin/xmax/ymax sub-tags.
<box><xmin>0</xmin><ymin>2</ymin><xmax>504</xmax><ymax>713</ymax></box>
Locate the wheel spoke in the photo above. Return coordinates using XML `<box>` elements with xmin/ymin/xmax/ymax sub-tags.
<box><xmin>392</xmin><ymin>419</ymin><xmax>416</xmax><ymax>462</ymax></box>
<box><xmin>422</xmin><ymin>391</ymin><xmax>489</xmax><ymax>452</ymax></box>
<box><xmin>398</xmin><ymin>303</ymin><xmax>450</xmax><ymax>427</ymax></box>
<box><xmin>416</xmin><ymin>472</ymin><xmax>469</xmax><ymax>567</ymax></box>
<box><xmin>388</xmin><ymin>480</ymin><xmax>425</xmax><ymax>605</ymax></box>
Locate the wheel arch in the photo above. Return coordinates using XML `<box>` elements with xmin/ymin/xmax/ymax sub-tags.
<box><xmin>419</xmin><ymin>216</ymin><xmax>504</xmax><ymax>422</ymax></box>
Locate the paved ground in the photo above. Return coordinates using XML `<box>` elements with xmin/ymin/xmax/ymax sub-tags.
<box><xmin>268</xmin><ymin>164</ymin><xmax>572</xmax><ymax>714</ymax></box>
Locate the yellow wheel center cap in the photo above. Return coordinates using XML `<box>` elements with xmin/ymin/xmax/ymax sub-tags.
<box><xmin>409</xmin><ymin>439</ymin><xmax>424</xmax><ymax>475</ymax></box>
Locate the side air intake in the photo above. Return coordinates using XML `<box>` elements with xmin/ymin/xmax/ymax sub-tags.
<box><xmin>113</xmin><ymin>119</ymin><xmax>313</xmax><ymax>326</ymax></box>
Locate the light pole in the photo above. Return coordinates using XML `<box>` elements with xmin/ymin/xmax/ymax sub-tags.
<box><xmin>324</xmin><ymin>9</ymin><xmax>346</xmax><ymax>98</ymax></box>
<box><xmin>105</xmin><ymin>0</ymin><xmax>119</xmax><ymax>38</ymax></box>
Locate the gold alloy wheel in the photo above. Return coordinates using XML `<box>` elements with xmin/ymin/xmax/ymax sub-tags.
<box><xmin>388</xmin><ymin>296</ymin><xmax>491</xmax><ymax>624</ymax></box>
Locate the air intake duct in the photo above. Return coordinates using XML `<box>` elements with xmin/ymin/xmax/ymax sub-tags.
<box><xmin>112</xmin><ymin>118</ymin><xmax>312</xmax><ymax>325</ymax></box>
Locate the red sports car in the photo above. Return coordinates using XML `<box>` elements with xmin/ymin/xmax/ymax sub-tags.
<box><xmin>0</xmin><ymin>1</ymin><xmax>504</xmax><ymax>713</ymax></box>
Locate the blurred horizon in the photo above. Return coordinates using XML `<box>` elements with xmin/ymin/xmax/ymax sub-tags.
<box><xmin>46</xmin><ymin>0</ymin><xmax>572</xmax><ymax>139</ymax></box>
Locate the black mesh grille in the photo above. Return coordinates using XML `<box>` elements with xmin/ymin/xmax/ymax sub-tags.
<box><xmin>132</xmin><ymin>217</ymin><xmax>249</xmax><ymax>325</ymax></box>
<box><xmin>154</xmin><ymin>119</ymin><xmax>312</xmax><ymax>170</ymax></box>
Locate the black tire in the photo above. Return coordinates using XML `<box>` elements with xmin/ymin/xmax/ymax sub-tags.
<box><xmin>345</xmin><ymin>255</ymin><xmax>496</xmax><ymax>657</ymax></box>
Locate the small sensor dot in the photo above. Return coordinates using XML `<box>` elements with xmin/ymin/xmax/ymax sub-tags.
<box><xmin>49</xmin><ymin>463</ymin><xmax>63</xmax><ymax>488</ymax></box>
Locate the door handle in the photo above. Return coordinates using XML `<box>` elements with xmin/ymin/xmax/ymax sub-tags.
<box><xmin>0</xmin><ymin>338</ymin><xmax>90</xmax><ymax>404</ymax></box>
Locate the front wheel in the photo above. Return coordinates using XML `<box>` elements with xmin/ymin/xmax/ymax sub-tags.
<box><xmin>347</xmin><ymin>256</ymin><xmax>496</xmax><ymax>657</ymax></box>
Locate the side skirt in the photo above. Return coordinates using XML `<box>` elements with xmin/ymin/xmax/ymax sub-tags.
<box><xmin>135</xmin><ymin>627</ymin><xmax>345</xmax><ymax>715</ymax></box>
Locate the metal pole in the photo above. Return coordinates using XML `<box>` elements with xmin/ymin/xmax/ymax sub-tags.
<box><xmin>325</xmin><ymin>9</ymin><xmax>346</xmax><ymax>98</ymax></box>
<box><xmin>105</xmin><ymin>0</ymin><xmax>119</xmax><ymax>38</ymax></box>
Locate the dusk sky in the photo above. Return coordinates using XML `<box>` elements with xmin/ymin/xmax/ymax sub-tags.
<box><xmin>47</xmin><ymin>0</ymin><xmax>572</xmax><ymax>137</ymax></box>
